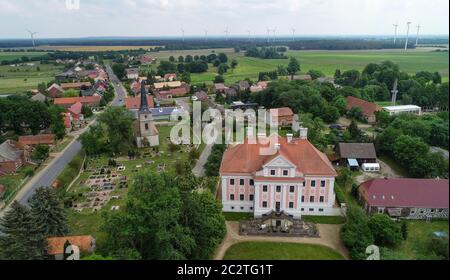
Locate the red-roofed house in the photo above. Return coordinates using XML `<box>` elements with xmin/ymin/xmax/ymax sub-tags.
<box><xmin>47</xmin><ymin>235</ymin><xmax>96</xmax><ymax>260</ymax></box>
<box><xmin>125</xmin><ymin>95</ymin><xmax>155</xmax><ymax>111</ymax></box>
<box><xmin>18</xmin><ymin>134</ymin><xmax>56</xmax><ymax>147</ymax></box>
<box><xmin>68</xmin><ymin>102</ymin><xmax>83</xmax><ymax>120</ymax></box>
<box><xmin>358</xmin><ymin>178</ymin><xmax>449</xmax><ymax>219</ymax></box>
<box><xmin>61</xmin><ymin>82</ymin><xmax>92</xmax><ymax>91</ymax></box>
<box><xmin>269</xmin><ymin>107</ymin><xmax>294</xmax><ymax>127</ymax></box>
<box><xmin>220</xmin><ymin>130</ymin><xmax>339</xmax><ymax>218</ymax></box>
<box><xmin>155</xmin><ymin>85</ymin><xmax>190</xmax><ymax>100</ymax></box>
<box><xmin>54</xmin><ymin>96</ymin><xmax>101</xmax><ymax>108</ymax></box>
<box><xmin>47</xmin><ymin>83</ymin><xmax>64</xmax><ymax>98</ymax></box>
<box><xmin>164</xmin><ymin>73</ymin><xmax>177</xmax><ymax>81</ymax></box>
<box><xmin>346</xmin><ymin>96</ymin><xmax>382</xmax><ymax>124</ymax></box>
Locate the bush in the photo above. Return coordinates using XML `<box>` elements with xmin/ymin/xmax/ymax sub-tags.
<box><xmin>368</xmin><ymin>214</ymin><xmax>403</xmax><ymax>247</ymax></box>
<box><xmin>334</xmin><ymin>185</ymin><xmax>347</xmax><ymax>206</ymax></box>
<box><xmin>429</xmin><ymin>236</ymin><xmax>449</xmax><ymax>260</ymax></box>
<box><xmin>341</xmin><ymin>206</ymin><xmax>374</xmax><ymax>260</ymax></box>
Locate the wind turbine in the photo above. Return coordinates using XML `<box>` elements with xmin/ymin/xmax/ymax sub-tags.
<box><xmin>266</xmin><ymin>27</ymin><xmax>271</xmax><ymax>43</ymax></box>
<box><xmin>291</xmin><ymin>27</ymin><xmax>296</xmax><ymax>42</ymax></box>
<box><xmin>181</xmin><ymin>28</ymin><xmax>185</xmax><ymax>42</ymax></box>
<box><xmin>27</xmin><ymin>30</ymin><xmax>38</xmax><ymax>49</ymax></box>
<box><xmin>204</xmin><ymin>29</ymin><xmax>208</xmax><ymax>42</ymax></box>
<box><xmin>404</xmin><ymin>22</ymin><xmax>412</xmax><ymax>51</ymax></box>
<box><xmin>393</xmin><ymin>24</ymin><xmax>398</xmax><ymax>44</ymax></box>
<box><xmin>272</xmin><ymin>27</ymin><xmax>277</xmax><ymax>42</ymax></box>
<box><xmin>391</xmin><ymin>78</ymin><xmax>399</xmax><ymax>106</ymax></box>
<box><xmin>415</xmin><ymin>25</ymin><xmax>421</xmax><ymax>46</ymax></box>
<box><xmin>247</xmin><ymin>30</ymin><xmax>251</xmax><ymax>42</ymax></box>
<box><xmin>224</xmin><ymin>26</ymin><xmax>229</xmax><ymax>41</ymax></box>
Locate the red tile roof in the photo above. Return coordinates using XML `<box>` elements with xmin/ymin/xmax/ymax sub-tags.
<box><xmin>54</xmin><ymin>96</ymin><xmax>101</xmax><ymax>106</ymax></box>
<box><xmin>125</xmin><ymin>95</ymin><xmax>155</xmax><ymax>110</ymax></box>
<box><xmin>18</xmin><ymin>134</ymin><xmax>55</xmax><ymax>146</ymax></box>
<box><xmin>164</xmin><ymin>73</ymin><xmax>177</xmax><ymax>80</ymax></box>
<box><xmin>47</xmin><ymin>236</ymin><xmax>95</xmax><ymax>255</ymax></box>
<box><xmin>61</xmin><ymin>82</ymin><xmax>92</xmax><ymax>90</ymax></box>
<box><xmin>346</xmin><ymin>96</ymin><xmax>382</xmax><ymax>118</ymax></box>
<box><xmin>270</xmin><ymin>107</ymin><xmax>294</xmax><ymax>117</ymax></box>
<box><xmin>220</xmin><ymin>134</ymin><xmax>337</xmax><ymax>176</ymax></box>
<box><xmin>68</xmin><ymin>102</ymin><xmax>83</xmax><ymax>116</ymax></box>
<box><xmin>359</xmin><ymin>178</ymin><xmax>449</xmax><ymax>208</ymax></box>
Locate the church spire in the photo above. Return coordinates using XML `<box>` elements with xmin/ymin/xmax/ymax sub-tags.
<box><xmin>139</xmin><ymin>80</ymin><xmax>149</xmax><ymax>111</ymax></box>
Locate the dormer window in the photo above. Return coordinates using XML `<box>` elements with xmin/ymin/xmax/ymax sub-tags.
<box><xmin>372</xmin><ymin>195</ymin><xmax>376</xmax><ymax>199</ymax></box>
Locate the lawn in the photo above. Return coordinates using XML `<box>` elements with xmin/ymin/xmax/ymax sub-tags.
<box><xmin>223</xmin><ymin>242</ymin><xmax>345</xmax><ymax>260</ymax></box>
<box><xmin>145</xmin><ymin>48</ymin><xmax>449</xmax><ymax>85</ymax></box>
<box><xmin>66</xmin><ymin>125</ymin><xmax>206</xmax><ymax>241</ymax></box>
<box><xmin>382</xmin><ymin>220</ymin><xmax>449</xmax><ymax>260</ymax></box>
<box><xmin>0</xmin><ymin>62</ymin><xmax>63</xmax><ymax>94</ymax></box>
<box><xmin>0</xmin><ymin>166</ymin><xmax>34</xmax><ymax>205</ymax></box>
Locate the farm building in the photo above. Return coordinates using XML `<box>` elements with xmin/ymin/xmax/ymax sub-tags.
<box><xmin>358</xmin><ymin>178</ymin><xmax>449</xmax><ymax>219</ymax></box>
<box><xmin>61</xmin><ymin>82</ymin><xmax>92</xmax><ymax>91</ymax></box>
<box><xmin>0</xmin><ymin>140</ymin><xmax>30</xmax><ymax>175</ymax></box>
<box><xmin>18</xmin><ymin>134</ymin><xmax>55</xmax><ymax>147</ymax></box>
<box><xmin>125</xmin><ymin>68</ymin><xmax>139</xmax><ymax>80</ymax></box>
<box><xmin>383</xmin><ymin>105</ymin><xmax>422</xmax><ymax>116</ymax></box>
<box><xmin>335</xmin><ymin>142</ymin><xmax>377</xmax><ymax>169</ymax></box>
<box><xmin>47</xmin><ymin>83</ymin><xmax>64</xmax><ymax>98</ymax></box>
<box><xmin>54</xmin><ymin>96</ymin><xmax>101</xmax><ymax>108</ymax></box>
<box><xmin>268</xmin><ymin>107</ymin><xmax>294</xmax><ymax>127</ymax></box>
<box><xmin>346</xmin><ymin>96</ymin><xmax>382</xmax><ymax>124</ymax></box>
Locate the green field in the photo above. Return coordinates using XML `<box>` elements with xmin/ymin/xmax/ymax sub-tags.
<box><xmin>382</xmin><ymin>220</ymin><xmax>449</xmax><ymax>260</ymax></box>
<box><xmin>0</xmin><ymin>51</ymin><xmax>48</xmax><ymax>62</ymax></box>
<box><xmin>143</xmin><ymin>48</ymin><xmax>449</xmax><ymax>85</ymax></box>
<box><xmin>0</xmin><ymin>62</ymin><xmax>63</xmax><ymax>94</ymax></box>
<box><xmin>223</xmin><ymin>242</ymin><xmax>345</xmax><ymax>260</ymax></box>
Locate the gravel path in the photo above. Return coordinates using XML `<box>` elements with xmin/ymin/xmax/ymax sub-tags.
<box><xmin>213</xmin><ymin>221</ymin><xmax>349</xmax><ymax>260</ymax></box>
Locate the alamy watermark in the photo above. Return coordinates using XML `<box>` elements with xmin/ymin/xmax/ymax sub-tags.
<box><xmin>65</xmin><ymin>0</ymin><xmax>80</xmax><ymax>10</ymax></box>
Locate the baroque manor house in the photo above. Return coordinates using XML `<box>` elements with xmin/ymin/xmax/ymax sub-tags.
<box><xmin>220</xmin><ymin>129</ymin><xmax>339</xmax><ymax>219</ymax></box>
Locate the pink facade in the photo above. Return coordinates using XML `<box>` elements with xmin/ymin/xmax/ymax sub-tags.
<box><xmin>220</xmin><ymin>134</ymin><xmax>339</xmax><ymax>218</ymax></box>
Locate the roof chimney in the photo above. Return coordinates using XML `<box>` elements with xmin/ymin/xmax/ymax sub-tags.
<box><xmin>287</xmin><ymin>133</ymin><xmax>293</xmax><ymax>143</ymax></box>
<box><xmin>299</xmin><ymin>127</ymin><xmax>308</xmax><ymax>140</ymax></box>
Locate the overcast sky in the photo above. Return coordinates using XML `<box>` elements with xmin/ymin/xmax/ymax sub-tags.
<box><xmin>0</xmin><ymin>0</ymin><xmax>448</xmax><ymax>39</ymax></box>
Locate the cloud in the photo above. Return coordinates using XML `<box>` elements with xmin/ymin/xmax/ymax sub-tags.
<box><xmin>0</xmin><ymin>0</ymin><xmax>447</xmax><ymax>38</ymax></box>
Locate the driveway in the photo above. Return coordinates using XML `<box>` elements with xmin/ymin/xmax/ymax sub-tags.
<box><xmin>355</xmin><ymin>158</ymin><xmax>404</xmax><ymax>184</ymax></box>
<box><xmin>213</xmin><ymin>221</ymin><xmax>349</xmax><ymax>260</ymax></box>
<box><xmin>192</xmin><ymin>144</ymin><xmax>213</xmax><ymax>177</ymax></box>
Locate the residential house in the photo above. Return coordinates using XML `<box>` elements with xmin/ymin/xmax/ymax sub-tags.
<box><xmin>0</xmin><ymin>140</ymin><xmax>30</xmax><ymax>175</ymax></box>
<box><xmin>63</xmin><ymin>113</ymin><xmax>73</xmax><ymax>133</ymax></box>
<box><xmin>61</xmin><ymin>82</ymin><xmax>92</xmax><ymax>91</ymax></box>
<box><xmin>18</xmin><ymin>134</ymin><xmax>55</xmax><ymax>147</ymax></box>
<box><xmin>47</xmin><ymin>83</ymin><xmax>64</xmax><ymax>98</ymax></box>
<box><xmin>68</xmin><ymin>102</ymin><xmax>84</xmax><ymax>122</ymax></box>
<box><xmin>163</xmin><ymin>73</ymin><xmax>177</xmax><ymax>81</ymax></box>
<box><xmin>268</xmin><ymin>107</ymin><xmax>294</xmax><ymax>127</ymax></box>
<box><xmin>358</xmin><ymin>178</ymin><xmax>449</xmax><ymax>219</ymax></box>
<box><xmin>346</xmin><ymin>96</ymin><xmax>382</xmax><ymax>124</ymax></box>
<box><xmin>289</xmin><ymin>74</ymin><xmax>312</xmax><ymax>81</ymax></box>
<box><xmin>31</xmin><ymin>93</ymin><xmax>48</xmax><ymax>103</ymax></box>
<box><xmin>126</xmin><ymin>68</ymin><xmax>139</xmax><ymax>80</ymax></box>
<box><xmin>335</xmin><ymin>142</ymin><xmax>377</xmax><ymax>169</ymax></box>
<box><xmin>220</xmin><ymin>130</ymin><xmax>338</xmax><ymax>218</ymax></box>
<box><xmin>237</xmin><ymin>80</ymin><xmax>250</xmax><ymax>92</ymax></box>
<box><xmin>54</xmin><ymin>96</ymin><xmax>101</xmax><ymax>108</ymax></box>
<box><xmin>250</xmin><ymin>81</ymin><xmax>269</xmax><ymax>93</ymax></box>
<box><xmin>155</xmin><ymin>85</ymin><xmax>190</xmax><ymax>100</ymax></box>
<box><xmin>225</xmin><ymin>86</ymin><xmax>238</xmax><ymax>98</ymax></box>
<box><xmin>55</xmin><ymin>70</ymin><xmax>78</xmax><ymax>82</ymax></box>
<box><xmin>383</xmin><ymin>105</ymin><xmax>422</xmax><ymax>116</ymax></box>
<box><xmin>213</xmin><ymin>83</ymin><xmax>229</xmax><ymax>94</ymax></box>
<box><xmin>195</xmin><ymin>91</ymin><xmax>209</xmax><ymax>102</ymax></box>
<box><xmin>47</xmin><ymin>235</ymin><xmax>96</xmax><ymax>260</ymax></box>
<box><xmin>153</xmin><ymin>81</ymin><xmax>182</xmax><ymax>90</ymax></box>
<box><xmin>125</xmin><ymin>95</ymin><xmax>155</xmax><ymax>117</ymax></box>
<box><xmin>140</xmin><ymin>55</ymin><xmax>156</xmax><ymax>65</ymax></box>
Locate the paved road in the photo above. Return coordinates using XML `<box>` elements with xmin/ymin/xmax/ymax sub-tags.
<box><xmin>1</xmin><ymin>66</ymin><xmax>123</xmax><ymax>215</ymax></box>
<box><xmin>192</xmin><ymin>144</ymin><xmax>213</xmax><ymax>177</ymax></box>
<box><xmin>105</xmin><ymin>64</ymin><xmax>126</xmax><ymax>107</ymax></box>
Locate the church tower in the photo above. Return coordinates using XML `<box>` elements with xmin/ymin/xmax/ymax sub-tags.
<box><xmin>136</xmin><ymin>81</ymin><xmax>159</xmax><ymax>147</ymax></box>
